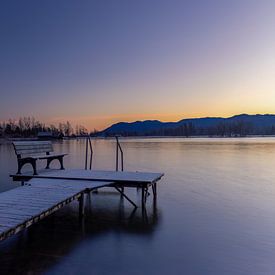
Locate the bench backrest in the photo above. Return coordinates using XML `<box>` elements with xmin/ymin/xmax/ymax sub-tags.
<box><xmin>13</xmin><ymin>141</ymin><xmax>54</xmax><ymax>158</ymax></box>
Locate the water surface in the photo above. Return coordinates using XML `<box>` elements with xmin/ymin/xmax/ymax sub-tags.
<box><xmin>1</xmin><ymin>137</ymin><xmax>275</xmax><ymax>274</ymax></box>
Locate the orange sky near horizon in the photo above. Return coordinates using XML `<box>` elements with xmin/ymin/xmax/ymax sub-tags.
<box><xmin>47</xmin><ymin>109</ymin><xmax>275</xmax><ymax>131</ymax></box>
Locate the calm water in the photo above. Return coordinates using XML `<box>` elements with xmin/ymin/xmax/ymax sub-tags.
<box><xmin>1</xmin><ymin>137</ymin><xmax>275</xmax><ymax>274</ymax></box>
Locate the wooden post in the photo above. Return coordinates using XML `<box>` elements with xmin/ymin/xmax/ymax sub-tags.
<box><xmin>79</xmin><ymin>193</ymin><xmax>85</xmax><ymax>218</ymax></box>
<box><xmin>114</xmin><ymin>186</ymin><xmax>137</xmax><ymax>208</ymax></box>
<box><xmin>142</xmin><ymin>202</ymin><xmax>148</xmax><ymax>223</ymax></box>
<box><xmin>141</xmin><ymin>187</ymin><xmax>145</xmax><ymax>210</ymax></box>
<box><xmin>152</xmin><ymin>182</ymin><xmax>157</xmax><ymax>201</ymax></box>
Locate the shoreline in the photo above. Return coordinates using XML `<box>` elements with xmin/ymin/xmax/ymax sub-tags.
<box><xmin>1</xmin><ymin>135</ymin><xmax>275</xmax><ymax>144</ymax></box>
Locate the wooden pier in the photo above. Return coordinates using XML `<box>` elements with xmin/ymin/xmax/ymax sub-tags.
<box><xmin>11</xmin><ymin>169</ymin><xmax>164</xmax><ymax>208</ymax></box>
<box><xmin>11</xmin><ymin>169</ymin><xmax>163</xmax><ymax>185</ymax></box>
<box><xmin>0</xmin><ymin>178</ymin><xmax>112</xmax><ymax>242</ymax></box>
<box><xmin>0</xmin><ymin>169</ymin><xmax>164</xmax><ymax>242</ymax></box>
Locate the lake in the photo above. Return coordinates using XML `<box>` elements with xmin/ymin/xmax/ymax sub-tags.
<box><xmin>1</xmin><ymin>137</ymin><xmax>275</xmax><ymax>274</ymax></box>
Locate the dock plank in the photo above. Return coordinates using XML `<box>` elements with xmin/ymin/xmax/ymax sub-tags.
<box><xmin>12</xmin><ymin>169</ymin><xmax>164</xmax><ymax>184</ymax></box>
<box><xmin>5</xmin><ymin>169</ymin><xmax>164</xmax><ymax>242</ymax></box>
<box><xmin>0</xmin><ymin>178</ymin><xmax>113</xmax><ymax>242</ymax></box>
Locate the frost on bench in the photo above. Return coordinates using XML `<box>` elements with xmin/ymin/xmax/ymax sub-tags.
<box><xmin>12</xmin><ymin>141</ymin><xmax>67</xmax><ymax>175</ymax></box>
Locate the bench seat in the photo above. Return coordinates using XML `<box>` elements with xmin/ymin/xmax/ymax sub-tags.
<box><xmin>34</xmin><ymin>153</ymin><xmax>68</xmax><ymax>160</ymax></box>
<box><xmin>13</xmin><ymin>141</ymin><xmax>68</xmax><ymax>175</ymax></box>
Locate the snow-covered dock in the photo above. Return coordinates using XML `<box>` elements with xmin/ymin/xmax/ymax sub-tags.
<box><xmin>11</xmin><ymin>169</ymin><xmax>164</xmax><ymax>207</ymax></box>
<box><xmin>12</xmin><ymin>169</ymin><xmax>163</xmax><ymax>185</ymax></box>
<box><xmin>0</xmin><ymin>178</ymin><xmax>112</xmax><ymax>242</ymax></box>
<box><xmin>0</xmin><ymin>169</ymin><xmax>164</xmax><ymax>242</ymax></box>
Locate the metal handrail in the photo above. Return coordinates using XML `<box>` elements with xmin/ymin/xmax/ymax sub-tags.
<box><xmin>85</xmin><ymin>135</ymin><xmax>93</xmax><ymax>170</ymax></box>
<box><xmin>115</xmin><ymin>135</ymin><xmax>124</xmax><ymax>171</ymax></box>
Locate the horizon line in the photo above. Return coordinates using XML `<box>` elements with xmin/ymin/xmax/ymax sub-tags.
<box><xmin>1</xmin><ymin>112</ymin><xmax>275</xmax><ymax>132</ymax></box>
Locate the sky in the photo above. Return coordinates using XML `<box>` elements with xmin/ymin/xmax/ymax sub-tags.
<box><xmin>0</xmin><ymin>0</ymin><xmax>275</xmax><ymax>130</ymax></box>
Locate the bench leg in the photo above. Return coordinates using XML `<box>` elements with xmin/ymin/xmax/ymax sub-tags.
<box><xmin>31</xmin><ymin>160</ymin><xmax>38</xmax><ymax>175</ymax></box>
<box><xmin>17</xmin><ymin>159</ymin><xmax>37</xmax><ymax>175</ymax></box>
<box><xmin>58</xmin><ymin>157</ymin><xmax>65</xmax><ymax>170</ymax></box>
<box><xmin>16</xmin><ymin>160</ymin><xmax>23</xmax><ymax>175</ymax></box>
<box><xmin>46</xmin><ymin>159</ymin><xmax>51</xmax><ymax>169</ymax></box>
<box><xmin>16</xmin><ymin>159</ymin><xmax>37</xmax><ymax>175</ymax></box>
<box><xmin>46</xmin><ymin>157</ymin><xmax>64</xmax><ymax>170</ymax></box>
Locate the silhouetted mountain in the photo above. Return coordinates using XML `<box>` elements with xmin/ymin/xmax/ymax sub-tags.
<box><xmin>100</xmin><ymin>114</ymin><xmax>275</xmax><ymax>137</ymax></box>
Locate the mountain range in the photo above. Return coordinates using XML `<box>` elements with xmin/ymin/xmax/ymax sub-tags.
<box><xmin>99</xmin><ymin>114</ymin><xmax>275</xmax><ymax>137</ymax></box>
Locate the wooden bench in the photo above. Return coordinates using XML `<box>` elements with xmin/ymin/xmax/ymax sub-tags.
<box><xmin>12</xmin><ymin>141</ymin><xmax>67</xmax><ymax>175</ymax></box>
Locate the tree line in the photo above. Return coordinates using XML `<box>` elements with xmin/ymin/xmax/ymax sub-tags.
<box><xmin>104</xmin><ymin>121</ymin><xmax>275</xmax><ymax>137</ymax></box>
<box><xmin>0</xmin><ymin>117</ymin><xmax>92</xmax><ymax>138</ymax></box>
<box><xmin>2</xmin><ymin>117</ymin><xmax>275</xmax><ymax>138</ymax></box>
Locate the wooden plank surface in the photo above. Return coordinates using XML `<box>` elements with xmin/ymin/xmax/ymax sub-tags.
<box><xmin>13</xmin><ymin>169</ymin><xmax>164</xmax><ymax>184</ymax></box>
<box><xmin>13</xmin><ymin>141</ymin><xmax>52</xmax><ymax>146</ymax></box>
<box><xmin>0</xmin><ymin>178</ymin><xmax>113</xmax><ymax>241</ymax></box>
<box><xmin>13</xmin><ymin>141</ymin><xmax>53</xmax><ymax>155</ymax></box>
<box><xmin>14</xmin><ymin>149</ymin><xmax>52</xmax><ymax>155</ymax></box>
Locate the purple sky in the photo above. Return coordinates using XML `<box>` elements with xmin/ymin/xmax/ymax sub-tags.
<box><xmin>1</xmin><ymin>0</ymin><xmax>275</xmax><ymax>130</ymax></box>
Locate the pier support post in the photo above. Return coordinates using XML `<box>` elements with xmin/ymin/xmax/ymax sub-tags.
<box><xmin>79</xmin><ymin>193</ymin><xmax>85</xmax><ymax>218</ymax></box>
<box><xmin>141</xmin><ymin>187</ymin><xmax>145</xmax><ymax>210</ymax></box>
<box><xmin>152</xmin><ymin>182</ymin><xmax>157</xmax><ymax>203</ymax></box>
<box><xmin>114</xmin><ymin>186</ymin><xmax>137</xmax><ymax>209</ymax></box>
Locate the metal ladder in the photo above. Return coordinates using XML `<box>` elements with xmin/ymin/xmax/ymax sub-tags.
<box><xmin>84</xmin><ymin>136</ymin><xmax>93</xmax><ymax>170</ymax></box>
<box><xmin>84</xmin><ymin>135</ymin><xmax>124</xmax><ymax>171</ymax></box>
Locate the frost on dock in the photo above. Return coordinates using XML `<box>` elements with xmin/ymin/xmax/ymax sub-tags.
<box><xmin>2</xmin><ymin>169</ymin><xmax>164</xmax><ymax>242</ymax></box>
<box><xmin>0</xmin><ymin>179</ymin><xmax>111</xmax><ymax>242</ymax></box>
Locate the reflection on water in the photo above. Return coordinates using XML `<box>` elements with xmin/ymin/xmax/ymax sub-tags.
<box><xmin>1</xmin><ymin>138</ymin><xmax>275</xmax><ymax>274</ymax></box>
<box><xmin>0</xmin><ymin>191</ymin><xmax>160</xmax><ymax>274</ymax></box>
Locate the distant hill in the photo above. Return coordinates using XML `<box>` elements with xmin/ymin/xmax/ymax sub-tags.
<box><xmin>99</xmin><ymin>114</ymin><xmax>275</xmax><ymax>137</ymax></box>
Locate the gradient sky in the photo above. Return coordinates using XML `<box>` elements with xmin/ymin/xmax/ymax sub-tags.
<box><xmin>1</xmin><ymin>0</ymin><xmax>275</xmax><ymax>130</ymax></box>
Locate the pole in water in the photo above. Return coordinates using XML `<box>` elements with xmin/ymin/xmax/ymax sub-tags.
<box><xmin>85</xmin><ymin>137</ymin><xmax>88</xmax><ymax>170</ymax></box>
<box><xmin>115</xmin><ymin>136</ymin><xmax>119</xmax><ymax>171</ymax></box>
